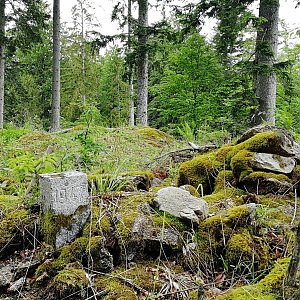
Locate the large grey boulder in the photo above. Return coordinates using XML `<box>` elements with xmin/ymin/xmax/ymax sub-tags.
<box><xmin>237</xmin><ymin>125</ymin><xmax>300</xmax><ymax>158</ymax></box>
<box><xmin>39</xmin><ymin>171</ymin><xmax>90</xmax><ymax>249</ymax></box>
<box><xmin>154</xmin><ymin>187</ymin><xmax>208</xmax><ymax>223</ymax></box>
<box><xmin>252</xmin><ymin>153</ymin><xmax>295</xmax><ymax>174</ymax></box>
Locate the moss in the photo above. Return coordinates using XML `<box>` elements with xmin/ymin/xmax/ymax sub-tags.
<box><xmin>152</xmin><ymin>210</ymin><xmax>187</xmax><ymax>232</ymax></box>
<box><xmin>215</xmin><ymin>144</ymin><xmax>234</xmax><ymax>165</ymax></box>
<box><xmin>247</xmin><ymin>171</ymin><xmax>291</xmax><ymax>183</ymax></box>
<box><xmin>116</xmin><ymin>193</ymin><xmax>154</xmax><ymax>241</ymax></box>
<box><xmin>203</xmin><ymin>188</ymin><xmax>244</xmax><ymax>213</ymax></box>
<box><xmin>97</xmin><ymin>278</ymin><xmax>137</xmax><ymax>300</ymax></box>
<box><xmin>177</xmin><ymin>152</ymin><xmax>222</xmax><ymax>194</ymax></box>
<box><xmin>228</xmin><ymin>131</ymin><xmax>282</xmax><ymax>162</ymax></box>
<box><xmin>40</xmin><ymin>210</ymin><xmax>73</xmax><ymax>246</ymax></box>
<box><xmin>195</xmin><ymin>205</ymin><xmax>255</xmax><ymax>266</ymax></box>
<box><xmin>180</xmin><ymin>184</ymin><xmax>201</xmax><ymax>197</ymax></box>
<box><xmin>214</xmin><ymin>170</ymin><xmax>236</xmax><ymax>192</ymax></box>
<box><xmin>37</xmin><ymin>236</ymin><xmax>105</xmax><ymax>277</ymax></box>
<box><xmin>0</xmin><ymin>208</ymin><xmax>32</xmax><ymax>256</ymax></box>
<box><xmin>52</xmin><ymin>265</ymin><xmax>89</xmax><ymax>298</ymax></box>
<box><xmin>186</xmin><ymin>290</ymin><xmax>199</xmax><ymax>299</ymax></box>
<box><xmin>0</xmin><ymin>176</ymin><xmax>19</xmax><ymax>195</ymax></box>
<box><xmin>18</xmin><ymin>131</ymin><xmax>53</xmax><ymax>144</ymax></box>
<box><xmin>242</xmin><ymin>172</ymin><xmax>292</xmax><ymax>194</ymax></box>
<box><xmin>0</xmin><ymin>194</ymin><xmax>23</xmax><ymax>212</ymax></box>
<box><xmin>230</xmin><ymin>150</ymin><xmax>254</xmax><ymax>182</ymax></box>
<box><xmin>216</xmin><ymin>258</ymin><xmax>289</xmax><ymax>299</ymax></box>
<box><xmin>202</xmin><ymin>204</ymin><xmax>253</xmax><ymax>232</ymax></box>
<box><xmin>82</xmin><ymin>204</ymin><xmax>111</xmax><ymax>237</ymax></box>
<box><xmin>137</xmin><ymin>127</ymin><xmax>172</xmax><ymax>147</ymax></box>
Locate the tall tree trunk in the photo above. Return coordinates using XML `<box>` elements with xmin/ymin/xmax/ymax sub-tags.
<box><xmin>51</xmin><ymin>0</ymin><xmax>61</xmax><ymax>131</ymax></box>
<box><xmin>0</xmin><ymin>0</ymin><xmax>5</xmax><ymax>129</ymax></box>
<box><xmin>136</xmin><ymin>0</ymin><xmax>148</xmax><ymax>126</ymax></box>
<box><xmin>128</xmin><ymin>0</ymin><xmax>134</xmax><ymax>126</ymax></box>
<box><xmin>80</xmin><ymin>0</ymin><xmax>86</xmax><ymax>106</ymax></box>
<box><xmin>254</xmin><ymin>0</ymin><xmax>279</xmax><ymax>126</ymax></box>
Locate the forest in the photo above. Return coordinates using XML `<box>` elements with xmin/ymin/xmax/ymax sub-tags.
<box><xmin>0</xmin><ymin>0</ymin><xmax>298</xmax><ymax>137</ymax></box>
<box><xmin>1</xmin><ymin>0</ymin><xmax>300</xmax><ymax>299</ymax></box>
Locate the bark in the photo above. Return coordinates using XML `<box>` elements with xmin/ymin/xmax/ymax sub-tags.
<box><xmin>136</xmin><ymin>0</ymin><xmax>148</xmax><ymax>126</ymax></box>
<box><xmin>254</xmin><ymin>0</ymin><xmax>279</xmax><ymax>126</ymax></box>
<box><xmin>128</xmin><ymin>0</ymin><xmax>134</xmax><ymax>126</ymax></box>
<box><xmin>80</xmin><ymin>0</ymin><xmax>86</xmax><ymax>105</ymax></box>
<box><xmin>51</xmin><ymin>0</ymin><xmax>61</xmax><ymax>132</ymax></box>
<box><xmin>0</xmin><ymin>0</ymin><xmax>5</xmax><ymax>129</ymax></box>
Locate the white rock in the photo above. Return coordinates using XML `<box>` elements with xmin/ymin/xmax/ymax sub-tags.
<box><xmin>154</xmin><ymin>187</ymin><xmax>208</xmax><ymax>223</ymax></box>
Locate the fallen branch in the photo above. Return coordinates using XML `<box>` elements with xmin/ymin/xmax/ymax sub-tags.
<box><xmin>154</xmin><ymin>143</ymin><xmax>217</xmax><ymax>161</ymax></box>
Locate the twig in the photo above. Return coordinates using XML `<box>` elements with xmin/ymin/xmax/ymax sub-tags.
<box><xmin>291</xmin><ymin>189</ymin><xmax>298</xmax><ymax>226</ymax></box>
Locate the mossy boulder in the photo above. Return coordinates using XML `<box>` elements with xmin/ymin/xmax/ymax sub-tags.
<box><xmin>36</xmin><ymin>236</ymin><xmax>113</xmax><ymax>278</ymax></box>
<box><xmin>215</xmin><ymin>258</ymin><xmax>290</xmax><ymax>299</ymax></box>
<box><xmin>137</xmin><ymin>127</ymin><xmax>173</xmax><ymax>147</ymax></box>
<box><xmin>226</xmin><ymin>230</ymin><xmax>270</xmax><ymax>270</ymax></box>
<box><xmin>194</xmin><ymin>204</ymin><xmax>271</xmax><ymax>273</ymax></box>
<box><xmin>115</xmin><ymin>193</ymin><xmax>186</xmax><ymax>261</ymax></box>
<box><xmin>0</xmin><ymin>197</ymin><xmax>35</xmax><ymax>257</ymax></box>
<box><xmin>178</xmin><ymin>152</ymin><xmax>222</xmax><ymax>194</ymax></box>
<box><xmin>39</xmin><ymin>263</ymin><xmax>89</xmax><ymax>300</ymax></box>
<box><xmin>242</xmin><ymin>172</ymin><xmax>292</xmax><ymax>195</ymax></box>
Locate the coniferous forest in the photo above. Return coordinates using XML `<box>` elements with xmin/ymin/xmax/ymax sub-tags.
<box><xmin>1</xmin><ymin>0</ymin><xmax>300</xmax><ymax>299</ymax></box>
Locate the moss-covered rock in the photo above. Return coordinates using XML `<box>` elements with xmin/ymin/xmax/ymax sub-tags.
<box><xmin>226</xmin><ymin>229</ymin><xmax>269</xmax><ymax>270</ymax></box>
<box><xmin>137</xmin><ymin>127</ymin><xmax>173</xmax><ymax>147</ymax></box>
<box><xmin>229</xmin><ymin>131</ymin><xmax>294</xmax><ymax>161</ymax></box>
<box><xmin>214</xmin><ymin>170</ymin><xmax>236</xmax><ymax>192</ymax></box>
<box><xmin>177</xmin><ymin>152</ymin><xmax>222</xmax><ymax>194</ymax></box>
<box><xmin>193</xmin><ymin>204</ymin><xmax>272</xmax><ymax>275</ymax></box>
<box><xmin>0</xmin><ymin>206</ymin><xmax>34</xmax><ymax>258</ymax></box>
<box><xmin>42</xmin><ymin>263</ymin><xmax>89</xmax><ymax>300</ymax></box>
<box><xmin>115</xmin><ymin>193</ymin><xmax>186</xmax><ymax>261</ymax></box>
<box><xmin>36</xmin><ymin>236</ymin><xmax>113</xmax><ymax>277</ymax></box>
<box><xmin>215</xmin><ymin>258</ymin><xmax>290</xmax><ymax>299</ymax></box>
<box><xmin>242</xmin><ymin>171</ymin><xmax>292</xmax><ymax>195</ymax></box>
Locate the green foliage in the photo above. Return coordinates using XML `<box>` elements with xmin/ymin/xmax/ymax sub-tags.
<box><xmin>150</xmin><ymin>33</ymin><xmax>253</xmax><ymax>135</ymax></box>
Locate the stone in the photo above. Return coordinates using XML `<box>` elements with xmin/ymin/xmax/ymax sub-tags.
<box><xmin>241</xmin><ymin>173</ymin><xmax>293</xmax><ymax>195</ymax></box>
<box><xmin>236</xmin><ymin>125</ymin><xmax>300</xmax><ymax>158</ymax></box>
<box><xmin>251</xmin><ymin>153</ymin><xmax>295</xmax><ymax>174</ymax></box>
<box><xmin>39</xmin><ymin>171</ymin><xmax>89</xmax><ymax>216</ymax></box>
<box><xmin>55</xmin><ymin>208</ymin><xmax>90</xmax><ymax>249</ymax></box>
<box><xmin>7</xmin><ymin>276</ymin><xmax>25</xmax><ymax>293</ymax></box>
<box><xmin>39</xmin><ymin>171</ymin><xmax>90</xmax><ymax>248</ymax></box>
<box><xmin>0</xmin><ymin>266</ymin><xmax>13</xmax><ymax>289</ymax></box>
<box><xmin>126</xmin><ymin>212</ymin><xmax>181</xmax><ymax>261</ymax></box>
<box><xmin>154</xmin><ymin>187</ymin><xmax>208</xmax><ymax>223</ymax></box>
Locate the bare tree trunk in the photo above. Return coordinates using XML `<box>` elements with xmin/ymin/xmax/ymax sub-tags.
<box><xmin>80</xmin><ymin>0</ymin><xmax>86</xmax><ymax>106</ymax></box>
<box><xmin>51</xmin><ymin>0</ymin><xmax>61</xmax><ymax>132</ymax></box>
<box><xmin>128</xmin><ymin>0</ymin><xmax>134</xmax><ymax>126</ymax></box>
<box><xmin>136</xmin><ymin>0</ymin><xmax>148</xmax><ymax>126</ymax></box>
<box><xmin>253</xmin><ymin>0</ymin><xmax>279</xmax><ymax>126</ymax></box>
<box><xmin>0</xmin><ymin>0</ymin><xmax>5</xmax><ymax>129</ymax></box>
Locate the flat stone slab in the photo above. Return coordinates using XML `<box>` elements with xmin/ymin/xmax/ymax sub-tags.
<box><xmin>252</xmin><ymin>153</ymin><xmax>295</xmax><ymax>174</ymax></box>
<box><xmin>154</xmin><ymin>187</ymin><xmax>208</xmax><ymax>223</ymax></box>
<box><xmin>39</xmin><ymin>171</ymin><xmax>89</xmax><ymax>216</ymax></box>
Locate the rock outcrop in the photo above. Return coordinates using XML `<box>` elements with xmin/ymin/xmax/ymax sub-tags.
<box><xmin>178</xmin><ymin>125</ymin><xmax>300</xmax><ymax>195</ymax></box>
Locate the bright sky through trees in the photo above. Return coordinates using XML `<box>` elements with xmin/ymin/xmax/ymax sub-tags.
<box><xmin>49</xmin><ymin>0</ymin><xmax>300</xmax><ymax>36</ymax></box>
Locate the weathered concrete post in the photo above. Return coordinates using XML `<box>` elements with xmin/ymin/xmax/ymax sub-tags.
<box><xmin>39</xmin><ymin>171</ymin><xmax>90</xmax><ymax>248</ymax></box>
